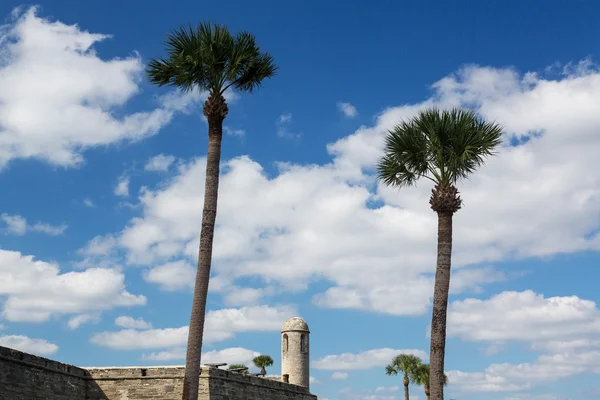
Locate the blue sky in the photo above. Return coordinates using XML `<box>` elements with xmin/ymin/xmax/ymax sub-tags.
<box><xmin>0</xmin><ymin>1</ymin><xmax>599</xmax><ymax>400</ymax></box>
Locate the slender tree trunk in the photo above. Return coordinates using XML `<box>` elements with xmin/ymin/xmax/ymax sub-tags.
<box><xmin>181</xmin><ymin>114</ymin><xmax>224</xmax><ymax>400</ymax></box>
<box><xmin>261</xmin><ymin>367</ymin><xmax>267</xmax><ymax>375</ymax></box>
<box><xmin>403</xmin><ymin>375</ymin><xmax>410</xmax><ymax>400</ymax></box>
<box><xmin>428</xmin><ymin>212</ymin><xmax>453</xmax><ymax>400</ymax></box>
<box><xmin>425</xmin><ymin>384</ymin><xmax>430</xmax><ymax>400</ymax></box>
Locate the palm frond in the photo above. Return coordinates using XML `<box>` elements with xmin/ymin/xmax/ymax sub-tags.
<box><xmin>377</xmin><ymin>107</ymin><xmax>504</xmax><ymax>189</ymax></box>
<box><xmin>146</xmin><ymin>22</ymin><xmax>276</xmax><ymax>96</ymax></box>
<box><xmin>252</xmin><ymin>355</ymin><xmax>274</xmax><ymax>368</ymax></box>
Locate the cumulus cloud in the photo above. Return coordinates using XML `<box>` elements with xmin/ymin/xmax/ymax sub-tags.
<box><xmin>67</xmin><ymin>313</ymin><xmax>101</xmax><ymax>330</ymax></box>
<box><xmin>0</xmin><ymin>335</ymin><xmax>58</xmax><ymax>356</ymax></box>
<box><xmin>115</xmin><ymin>316</ymin><xmax>152</xmax><ymax>330</ymax></box>
<box><xmin>80</xmin><ymin>59</ymin><xmax>600</xmax><ymax>319</ymax></box>
<box><xmin>0</xmin><ymin>249</ymin><xmax>145</xmax><ymax>322</ymax></box>
<box><xmin>1</xmin><ymin>213</ymin><xmax>67</xmax><ymax>235</ymax></box>
<box><xmin>312</xmin><ymin>348</ymin><xmax>427</xmax><ymax>371</ymax></box>
<box><xmin>449</xmin><ymin>351</ymin><xmax>600</xmax><ymax>393</ymax></box>
<box><xmin>143</xmin><ymin>261</ymin><xmax>195</xmax><ymax>291</ymax></box>
<box><xmin>90</xmin><ymin>305</ymin><xmax>295</xmax><ymax>349</ymax></box>
<box><xmin>142</xmin><ymin>347</ymin><xmax>259</xmax><ymax>365</ymax></box>
<box><xmin>0</xmin><ymin>7</ymin><xmax>201</xmax><ymax>171</ymax></box>
<box><xmin>336</xmin><ymin>102</ymin><xmax>358</xmax><ymax>118</ymax></box>
<box><xmin>447</xmin><ymin>290</ymin><xmax>600</xmax><ymax>345</ymax></box>
<box><xmin>144</xmin><ymin>154</ymin><xmax>176</xmax><ymax>172</ymax></box>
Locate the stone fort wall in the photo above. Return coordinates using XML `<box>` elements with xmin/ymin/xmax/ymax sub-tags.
<box><xmin>0</xmin><ymin>345</ymin><xmax>317</xmax><ymax>400</ymax></box>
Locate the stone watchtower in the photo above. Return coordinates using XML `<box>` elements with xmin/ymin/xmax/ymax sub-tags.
<box><xmin>281</xmin><ymin>317</ymin><xmax>310</xmax><ymax>390</ymax></box>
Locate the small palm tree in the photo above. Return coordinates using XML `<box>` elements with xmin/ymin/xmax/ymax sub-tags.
<box><xmin>385</xmin><ymin>353</ymin><xmax>423</xmax><ymax>400</ymax></box>
<box><xmin>253</xmin><ymin>355</ymin><xmax>274</xmax><ymax>375</ymax></box>
<box><xmin>415</xmin><ymin>363</ymin><xmax>448</xmax><ymax>400</ymax></box>
<box><xmin>146</xmin><ymin>23</ymin><xmax>276</xmax><ymax>400</ymax></box>
<box><xmin>378</xmin><ymin>107</ymin><xmax>503</xmax><ymax>400</ymax></box>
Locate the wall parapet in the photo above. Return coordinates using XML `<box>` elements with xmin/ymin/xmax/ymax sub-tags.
<box><xmin>0</xmin><ymin>345</ymin><xmax>87</xmax><ymax>378</ymax></box>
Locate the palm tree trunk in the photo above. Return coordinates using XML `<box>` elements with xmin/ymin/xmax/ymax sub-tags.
<box><xmin>425</xmin><ymin>384</ymin><xmax>431</xmax><ymax>400</ymax></box>
<box><xmin>429</xmin><ymin>212</ymin><xmax>453</xmax><ymax>400</ymax></box>
<box><xmin>403</xmin><ymin>375</ymin><xmax>410</xmax><ymax>400</ymax></box>
<box><xmin>181</xmin><ymin>115</ymin><xmax>224</xmax><ymax>400</ymax></box>
<box><xmin>261</xmin><ymin>367</ymin><xmax>266</xmax><ymax>375</ymax></box>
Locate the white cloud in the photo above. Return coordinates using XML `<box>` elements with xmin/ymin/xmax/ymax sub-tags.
<box><xmin>447</xmin><ymin>290</ymin><xmax>600</xmax><ymax>345</ymax></box>
<box><xmin>114</xmin><ymin>175</ymin><xmax>130</xmax><ymax>197</ymax></box>
<box><xmin>91</xmin><ymin>326</ymin><xmax>187</xmax><ymax>350</ymax></box>
<box><xmin>90</xmin><ymin>305</ymin><xmax>295</xmax><ymax>349</ymax></box>
<box><xmin>142</xmin><ymin>347</ymin><xmax>259</xmax><ymax>366</ymax></box>
<box><xmin>336</xmin><ymin>102</ymin><xmax>357</xmax><ymax>118</ymax></box>
<box><xmin>83</xmin><ymin>198</ymin><xmax>95</xmax><ymax>208</ymax></box>
<box><xmin>0</xmin><ymin>335</ymin><xmax>58</xmax><ymax>356</ymax></box>
<box><xmin>337</xmin><ymin>386</ymin><xmax>401</xmax><ymax>400</ymax></box>
<box><xmin>224</xmin><ymin>126</ymin><xmax>245</xmax><ymax>137</ymax></box>
<box><xmin>81</xmin><ymin>59</ymin><xmax>600</xmax><ymax>317</ymax></box>
<box><xmin>144</xmin><ymin>154</ymin><xmax>176</xmax><ymax>172</ymax></box>
<box><xmin>449</xmin><ymin>351</ymin><xmax>600</xmax><ymax>393</ymax></box>
<box><xmin>115</xmin><ymin>316</ymin><xmax>152</xmax><ymax>330</ymax></box>
<box><xmin>331</xmin><ymin>372</ymin><xmax>349</xmax><ymax>380</ymax></box>
<box><xmin>0</xmin><ymin>249</ymin><xmax>145</xmax><ymax>322</ymax></box>
<box><xmin>1</xmin><ymin>213</ymin><xmax>67</xmax><ymax>235</ymax></box>
<box><xmin>143</xmin><ymin>261</ymin><xmax>195</xmax><ymax>291</ymax></box>
<box><xmin>0</xmin><ymin>7</ymin><xmax>194</xmax><ymax>170</ymax></box>
<box><xmin>276</xmin><ymin>113</ymin><xmax>301</xmax><ymax>139</ymax></box>
<box><xmin>67</xmin><ymin>313</ymin><xmax>100</xmax><ymax>330</ymax></box>
<box><xmin>312</xmin><ymin>348</ymin><xmax>427</xmax><ymax>371</ymax></box>
<box><xmin>310</xmin><ymin>376</ymin><xmax>320</xmax><ymax>385</ymax></box>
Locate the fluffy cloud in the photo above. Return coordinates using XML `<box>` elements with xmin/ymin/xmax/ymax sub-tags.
<box><xmin>449</xmin><ymin>351</ymin><xmax>600</xmax><ymax>393</ymax></box>
<box><xmin>336</xmin><ymin>386</ymin><xmax>400</xmax><ymax>400</ymax></box>
<box><xmin>336</xmin><ymin>102</ymin><xmax>357</xmax><ymax>118</ymax></box>
<box><xmin>0</xmin><ymin>335</ymin><xmax>58</xmax><ymax>356</ymax></box>
<box><xmin>90</xmin><ymin>305</ymin><xmax>295</xmax><ymax>349</ymax></box>
<box><xmin>448</xmin><ymin>290</ymin><xmax>600</xmax><ymax>345</ymax></box>
<box><xmin>0</xmin><ymin>7</ymin><xmax>199</xmax><ymax>170</ymax></box>
<box><xmin>312</xmin><ymin>348</ymin><xmax>427</xmax><ymax>371</ymax></box>
<box><xmin>142</xmin><ymin>347</ymin><xmax>259</xmax><ymax>365</ymax></box>
<box><xmin>114</xmin><ymin>175</ymin><xmax>130</xmax><ymax>197</ymax></box>
<box><xmin>143</xmin><ymin>261</ymin><xmax>195</xmax><ymax>291</ymax></box>
<box><xmin>144</xmin><ymin>154</ymin><xmax>176</xmax><ymax>172</ymax></box>
<box><xmin>331</xmin><ymin>372</ymin><xmax>349</xmax><ymax>380</ymax></box>
<box><xmin>67</xmin><ymin>314</ymin><xmax>101</xmax><ymax>330</ymax></box>
<box><xmin>1</xmin><ymin>213</ymin><xmax>67</xmax><ymax>235</ymax></box>
<box><xmin>0</xmin><ymin>249</ymin><xmax>145</xmax><ymax>322</ymax></box>
<box><xmin>81</xmin><ymin>59</ymin><xmax>600</xmax><ymax>318</ymax></box>
<box><xmin>115</xmin><ymin>316</ymin><xmax>152</xmax><ymax>330</ymax></box>
<box><xmin>447</xmin><ymin>290</ymin><xmax>600</xmax><ymax>393</ymax></box>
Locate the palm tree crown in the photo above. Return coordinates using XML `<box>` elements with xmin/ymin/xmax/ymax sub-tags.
<box><xmin>253</xmin><ymin>355</ymin><xmax>274</xmax><ymax>375</ymax></box>
<box><xmin>386</xmin><ymin>354</ymin><xmax>423</xmax><ymax>400</ymax></box>
<box><xmin>146</xmin><ymin>22</ymin><xmax>277</xmax><ymax>97</ymax></box>
<box><xmin>377</xmin><ymin>107</ymin><xmax>503</xmax><ymax>194</ymax></box>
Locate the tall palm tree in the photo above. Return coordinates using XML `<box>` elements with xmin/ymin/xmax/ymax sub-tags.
<box><xmin>415</xmin><ymin>363</ymin><xmax>448</xmax><ymax>400</ymax></box>
<box><xmin>377</xmin><ymin>108</ymin><xmax>503</xmax><ymax>400</ymax></box>
<box><xmin>146</xmin><ymin>23</ymin><xmax>277</xmax><ymax>400</ymax></box>
<box><xmin>253</xmin><ymin>355</ymin><xmax>274</xmax><ymax>375</ymax></box>
<box><xmin>385</xmin><ymin>353</ymin><xmax>423</xmax><ymax>400</ymax></box>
